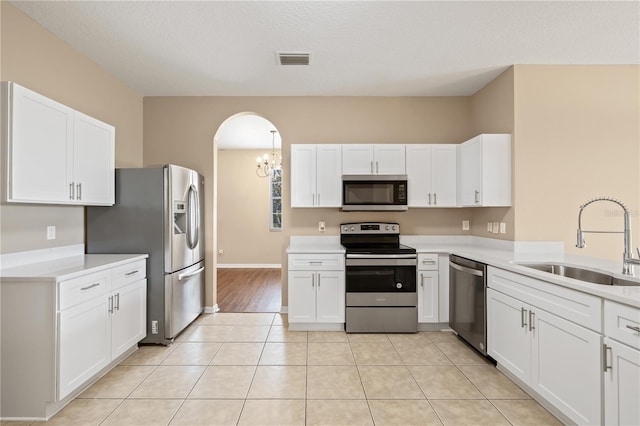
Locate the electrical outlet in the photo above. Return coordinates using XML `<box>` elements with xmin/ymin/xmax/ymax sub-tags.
<box><xmin>487</xmin><ymin>222</ymin><xmax>492</xmax><ymax>232</ymax></box>
<box><xmin>47</xmin><ymin>226</ymin><xmax>56</xmax><ymax>240</ymax></box>
<box><xmin>218</xmin><ymin>249</ymin><xmax>224</xmax><ymax>256</ymax></box>
<box><xmin>499</xmin><ymin>222</ymin><xmax>507</xmax><ymax>234</ymax></box>
<box><xmin>492</xmin><ymin>222</ymin><xmax>499</xmax><ymax>234</ymax></box>
<box><xmin>462</xmin><ymin>220</ymin><xmax>470</xmax><ymax>231</ymax></box>
<box><xmin>319</xmin><ymin>221</ymin><xmax>326</xmax><ymax>232</ymax></box>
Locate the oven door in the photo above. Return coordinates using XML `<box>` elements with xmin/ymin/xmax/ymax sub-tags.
<box><xmin>345</xmin><ymin>257</ymin><xmax>416</xmax><ymax>293</ymax></box>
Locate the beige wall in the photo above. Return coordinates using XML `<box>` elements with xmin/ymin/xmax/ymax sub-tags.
<box><xmin>513</xmin><ymin>65</ymin><xmax>640</xmax><ymax>261</ymax></box>
<box><xmin>217</xmin><ymin>149</ymin><xmax>284</xmax><ymax>265</ymax></box>
<box><xmin>0</xmin><ymin>3</ymin><xmax>143</xmax><ymax>254</ymax></box>
<box><xmin>469</xmin><ymin>67</ymin><xmax>516</xmax><ymax>240</ymax></box>
<box><xmin>143</xmin><ymin>96</ymin><xmax>473</xmax><ymax>307</ymax></box>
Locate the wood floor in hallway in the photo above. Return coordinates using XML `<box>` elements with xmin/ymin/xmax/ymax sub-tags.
<box><xmin>216</xmin><ymin>268</ymin><xmax>281</xmax><ymax>313</ymax></box>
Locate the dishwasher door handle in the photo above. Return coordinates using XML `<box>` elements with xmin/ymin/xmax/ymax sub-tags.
<box><xmin>449</xmin><ymin>261</ymin><xmax>484</xmax><ymax>277</ymax></box>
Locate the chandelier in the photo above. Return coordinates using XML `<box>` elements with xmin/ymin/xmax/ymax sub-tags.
<box><xmin>256</xmin><ymin>130</ymin><xmax>281</xmax><ymax>178</ymax></box>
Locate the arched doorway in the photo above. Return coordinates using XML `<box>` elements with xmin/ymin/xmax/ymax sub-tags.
<box><xmin>213</xmin><ymin>112</ymin><xmax>284</xmax><ymax>312</ymax></box>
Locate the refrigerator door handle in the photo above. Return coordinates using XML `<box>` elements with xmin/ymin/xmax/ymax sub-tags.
<box><xmin>178</xmin><ymin>266</ymin><xmax>205</xmax><ymax>281</ymax></box>
<box><xmin>186</xmin><ymin>184</ymin><xmax>199</xmax><ymax>249</ymax></box>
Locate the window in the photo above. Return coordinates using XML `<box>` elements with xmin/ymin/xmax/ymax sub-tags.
<box><xmin>270</xmin><ymin>168</ymin><xmax>282</xmax><ymax>231</ymax></box>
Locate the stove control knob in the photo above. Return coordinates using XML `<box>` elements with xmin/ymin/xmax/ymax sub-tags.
<box><xmin>350</xmin><ymin>226</ymin><xmax>355</xmax><ymax>231</ymax></box>
<box><xmin>396</xmin><ymin>282</ymin><xmax>403</xmax><ymax>289</ymax></box>
<box><xmin>343</xmin><ymin>226</ymin><xmax>348</xmax><ymax>232</ymax></box>
<box><xmin>392</xmin><ymin>225</ymin><xmax>397</xmax><ymax>231</ymax></box>
<box><xmin>385</xmin><ymin>225</ymin><xmax>390</xmax><ymax>231</ymax></box>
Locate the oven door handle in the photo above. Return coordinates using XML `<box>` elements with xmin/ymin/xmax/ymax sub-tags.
<box><xmin>346</xmin><ymin>254</ymin><xmax>417</xmax><ymax>259</ymax></box>
<box><xmin>449</xmin><ymin>261</ymin><xmax>484</xmax><ymax>277</ymax></box>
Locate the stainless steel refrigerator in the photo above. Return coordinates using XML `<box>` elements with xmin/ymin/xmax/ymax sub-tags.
<box><xmin>86</xmin><ymin>164</ymin><xmax>205</xmax><ymax>345</ymax></box>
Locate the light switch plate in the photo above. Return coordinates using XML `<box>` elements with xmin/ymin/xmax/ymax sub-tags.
<box><xmin>47</xmin><ymin>226</ymin><xmax>56</xmax><ymax>240</ymax></box>
<box><xmin>499</xmin><ymin>222</ymin><xmax>507</xmax><ymax>234</ymax></box>
<box><xmin>319</xmin><ymin>221</ymin><xmax>326</xmax><ymax>232</ymax></box>
<box><xmin>487</xmin><ymin>222</ymin><xmax>492</xmax><ymax>232</ymax></box>
<box><xmin>492</xmin><ymin>222</ymin><xmax>499</xmax><ymax>234</ymax></box>
<box><xmin>462</xmin><ymin>220</ymin><xmax>470</xmax><ymax>231</ymax></box>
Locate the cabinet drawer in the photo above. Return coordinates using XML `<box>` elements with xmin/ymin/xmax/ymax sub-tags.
<box><xmin>111</xmin><ymin>260</ymin><xmax>146</xmax><ymax>290</ymax></box>
<box><xmin>488</xmin><ymin>267</ymin><xmax>602</xmax><ymax>332</ymax></box>
<box><xmin>59</xmin><ymin>271</ymin><xmax>110</xmax><ymax>311</ymax></box>
<box><xmin>605</xmin><ymin>300</ymin><xmax>640</xmax><ymax>348</ymax></box>
<box><xmin>288</xmin><ymin>254</ymin><xmax>345</xmax><ymax>271</ymax></box>
<box><xmin>418</xmin><ymin>253</ymin><xmax>438</xmax><ymax>270</ymax></box>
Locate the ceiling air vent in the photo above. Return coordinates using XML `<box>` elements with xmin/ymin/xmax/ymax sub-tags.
<box><xmin>278</xmin><ymin>52</ymin><xmax>310</xmax><ymax>66</ymax></box>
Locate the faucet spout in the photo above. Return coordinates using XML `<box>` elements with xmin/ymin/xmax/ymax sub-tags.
<box><xmin>576</xmin><ymin>197</ymin><xmax>637</xmax><ymax>275</ymax></box>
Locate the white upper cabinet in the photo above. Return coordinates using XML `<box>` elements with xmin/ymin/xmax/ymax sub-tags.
<box><xmin>342</xmin><ymin>144</ymin><xmax>405</xmax><ymax>174</ymax></box>
<box><xmin>406</xmin><ymin>144</ymin><xmax>457</xmax><ymax>207</ymax></box>
<box><xmin>1</xmin><ymin>82</ymin><xmax>115</xmax><ymax>206</ymax></box>
<box><xmin>290</xmin><ymin>144</ymin><xmax>341</xmax><ymax>207</ymax></box>
<box><xmin>458</xmin><ymin>134</ymin><xmax>511</xmax><ymax>207</ymax></box>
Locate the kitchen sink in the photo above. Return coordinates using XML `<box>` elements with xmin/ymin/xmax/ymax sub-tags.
<box><xmin>518</xmin><ymin>263</ymin><xmax>640</xmax><ymax>286</ymax></box>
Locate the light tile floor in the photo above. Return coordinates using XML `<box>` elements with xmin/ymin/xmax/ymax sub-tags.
<box><xmin>6</xmin><ymin>313</ymin><xmax>564</xmax><ymax>426</ymax></box>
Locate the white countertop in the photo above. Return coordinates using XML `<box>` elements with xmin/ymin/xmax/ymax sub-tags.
<box><xmin>0</xmin><ymin>253</ymin><xmax>149</xmax><ymax>282</ymax></box>
<box><xmin>287</xmin><ymin>235</ymin><xmax>640</xmax><ymax>308</ymax></box>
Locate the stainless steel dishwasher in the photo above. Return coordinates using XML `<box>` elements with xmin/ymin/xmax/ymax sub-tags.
<box><xmin>449</xmin><ymin>255</ymin><xmax>488</xmax><ymax>355</ymax></box>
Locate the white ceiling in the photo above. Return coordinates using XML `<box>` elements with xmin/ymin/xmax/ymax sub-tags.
<box><xmin>11</xmin><ymin>1</ymin><xmax>639</xmax><ymax>98</ymax></box>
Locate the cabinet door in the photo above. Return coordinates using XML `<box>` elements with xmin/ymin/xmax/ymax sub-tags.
<box><xmin>531</xmin><ymin>308</ymin><xmax>601</xmax><ymax>425</ymax></box>
<box><xmin>58</xmin><ymin>295</ymin><xmax>111</xmax><ymax>399</ymax></box>
<box><xmin>604</xmin><ymin>337</ymin><xmax>640</xmax><ymax>426</ymax></box>
<box><xmin>342</xmin><ymin>144</ymin><xmax>374</xmax><ymax>174</ymax></box>
<box><xmin>374</xmin><ymin>144</ymin><xmax>405</xmax><ymax>174</ymax></box>
<box><xmin>431</xmin><ymin>145</ymin><xmax>457</xmax><ymax>207</ymax></box>
<box><xmin>316</xmin><ymin>271</ymin><xmax>345</xmax><ymax>322</ymax></box>
<box><xmin>72</xmin><ymin>111</ymin><xmax>115</xmax><ymax>205</ymax></box>
<box><xmin>316</xmin><ymin>144</ymin><xmax>342</xmax><ymax>207</ymax></box>
<box><xmin>111</xmin><ymin>279</ymin><xmax>147</xmax><ymax>360</ymax></box>
<box><xmin>290</xmin><ymin>144</ymin><xmax>317</xmax><ymax>207</ymax></box>
<box><xmin>458</xmin><ymin>136</ymin><xmax>482</xmax><ymax>206</ymax></box>
<box><xmin>7</xmin><ymin>82</ymin><xmax>74</xmax><ymax>203</ymax></box>
<box><xmin>406</xmin><ymin>145</ymin><xmax>431</xmax><ymax>207</ymax></box>
<box><xmin>486</xmin><ymin>289</ymin><xmax>531</xmax><ymax>384</ymax></box>
<box><xmin>418</xmin><ymin>271</ymin><xmax>438</xmax><ymax>323</ymax></box>
<box><xmin>288</xmin><ymin>271</ymin><xmax>316</xmax><ymax>322</ymax></box>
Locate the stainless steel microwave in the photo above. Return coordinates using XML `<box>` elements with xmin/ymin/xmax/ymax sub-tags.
<box><xmin>342</xmin><ymin>175</ymin><xmax>408</xmax><ymax>211</ymax></box>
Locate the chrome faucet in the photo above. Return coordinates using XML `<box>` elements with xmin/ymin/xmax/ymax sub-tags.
<box><xmin>576</xmin><ymin>197</ymin><xmax>640</xmax><ymax>275</ymax></box>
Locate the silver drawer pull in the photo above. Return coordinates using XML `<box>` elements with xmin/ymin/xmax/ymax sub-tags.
<box><xmin>626</xmin><ymin>325</ymin><xmax>640</xmax><ymax>333</ymax></box>
<box><xmin>529</xmin><ymin>311</ymin><xmax>535</xmax><ymax>331</ymax></box>
<box><xmin>309</xmin><ymin>261</ymin><xmax>323</xmax><ymax>265</ymax></box>
<box><xmin>422</xmin><ymin>260</ymin><xmax>436</xmax><ymax>264</ymax></box>
<box><xmin>603</xmin><ymin>344</ymin><xmax>613</xmax><ymax>372</ymax></box>
<box><xmin>115</xmin><ymin>293</ymin><xmax>120</xmax><ymax>311</ymax></box>
<box><xmin>521</xmin><ymin>307</ymin><xmax>527</xmax><ymax>328</ymax></box>
<box><xmin>81</xmin><ymin>283</ymin><xmax>100</xmax><ymax>291</ymax></box>
<box><xmin>125</xmin><ymin>270</ymin><xmax>139</xmax><ymax>276</ymax></box>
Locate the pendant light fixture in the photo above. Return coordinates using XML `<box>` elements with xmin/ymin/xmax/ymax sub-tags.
<box><xmin>256</xmin><ymin>130</ymin><xmax>280</xmax><ymax>178</ymax></box>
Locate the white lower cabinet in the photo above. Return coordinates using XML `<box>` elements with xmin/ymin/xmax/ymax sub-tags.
<box><xmin>487</xmin><ymin>268</ymin><xmax>602</xmax><ymax>425</ymax></box>
<box><xmin>603</xmin><ymin>300</ymin><xmax>640</xmax><ymax>425</ymax></box>
<box><xmin>288</xmin><ymin>253</ymin><xmax>345</xmax><ymax>329</ymax></box>
<box><xmin>417</xmin><ymin>253</ymin><xmax>439</xmax><ymax>323</ymax></box>
<box><xmin>0</xmin><ymin>256</ymin><xmax>147</xmax><ymax>420</ymax></box>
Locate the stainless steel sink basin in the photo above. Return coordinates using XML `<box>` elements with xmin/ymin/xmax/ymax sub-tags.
<box><xmin>518</xmin><ymin>263</ymin><xmax>640</xmax><ymax>286</ymax></box>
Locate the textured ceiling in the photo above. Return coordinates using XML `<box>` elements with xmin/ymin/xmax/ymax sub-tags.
<box><xmin>11</xmin><ymin>1</ymin><xmax>640</xmax><ymax>98</ymax></box>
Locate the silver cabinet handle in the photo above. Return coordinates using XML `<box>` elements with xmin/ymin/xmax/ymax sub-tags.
<box><xmin>370</xmin><ymin>161</ymin><xmax>373</xmax><ymax>174</ymax></box>
<box><xmin>115</xmin><ymin>293</ymin><xmax>120</xmax><ymax>311</ymax></box>
<box><xmin>311</xmin><ymin>273</ymin><xmax>315</xmax><ymax>287</ymax></box>
<box><xmin>317</xmin><ymin>193</ymin><xmax>320</xmax><ymax>205</ymax></box>
<box><xmin>318</xmin><ymin>273</ymin><xmax>321</xmax><ymax>287</ymax></box>
<box><xmin>420</xmin><ymin>274</ymin><xmax>424</xmax><ymax>287</ymax></box>
<box><xmin>529</xmin><ymin>311</ymin><xmax>535</xmax><ymax>331</ymax></box>
<box><xmin>603</xmin><ymin>344</ymin><xmax>613</xmax><ymax>372</ymax></box>
<box><xmin>428</xmin><ymin>193</ymin><xmax>432</xmax><ymax>205</ymax></box>
<box><xmin>77</xmin><ymin>183</ymin><xmax>82</xmax><ymax>200</ymax></box>
<box><xmin>422</xmin><ymin>259</ymin><xmax>436</xmax><ymax>265</ymax></box>
<box><xmin>434</xmin><ymin>193</ymin><xmax>437</xmax><ymax>205</ymax></box>
<box><xmin>474</xmin><ymin>190</ymin><xmax>480</xmax><ymax>204</ymax></box>
<box><xmin>309</xmin><ymin>261</ymin><xmax>323</xmax><ymax>266</ymax></box>
<box><xmin>125</xmin><ymin>270</ymin><xmax>139</xmax><ymax>276</ymax></box>
<box><xmin>376</xmin><ymin>161</ymin><xmax>379</xmax><ymax>174</ymax></box>
<box><xmin>69</xmin><ymin>182</ymin><xmax>74</xmax><ymax>200</ymax></box>
<box><xmin>626</xmin><ymin>325</ymin><xmax>640</xmax><ymax>333</ymax></box>
<box><xmin>313</xmin><ymin>193</ymin><xmax>316</xmax><ymax>206</ymax></box>
<box><xmin>108</xmin><ymin>295</ymin><xmax>114</xmax><ymax>314</ymax></box>
<box><xmin>178</xmin><ymin>266</ymin><xmax>205</xmax><ymax>281</ymax></box>
<box><xmin>521</xmin><ymin>307</ymin><xmax>527</xmax><ymax>328</ymax></box>
<box><xmin>81</xmin><ymin>283</ymin><xmax>100</xmax><ymax>291</ymax></box>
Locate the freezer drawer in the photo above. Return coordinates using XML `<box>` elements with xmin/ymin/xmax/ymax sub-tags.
<box><xmin>165</xmin><ymin>261</ymin><xmax>205</xmax><ymax>339</ymax></box>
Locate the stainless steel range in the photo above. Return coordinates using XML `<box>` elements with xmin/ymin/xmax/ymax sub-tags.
<box><xmin>341</xmin><ymin>222</ymin><xmax>418</xmax><ymax>333</ymax></box>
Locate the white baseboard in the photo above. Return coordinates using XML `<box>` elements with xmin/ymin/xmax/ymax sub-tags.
<box><xmin>217</xmin><ymin>264</ymin><xmax>281</xmax><ymax>269</ymax></box>
<box><xmin>203</xmin><ymin>304</ymin><xmax>219</xmax><ymax>314</ymax></box>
